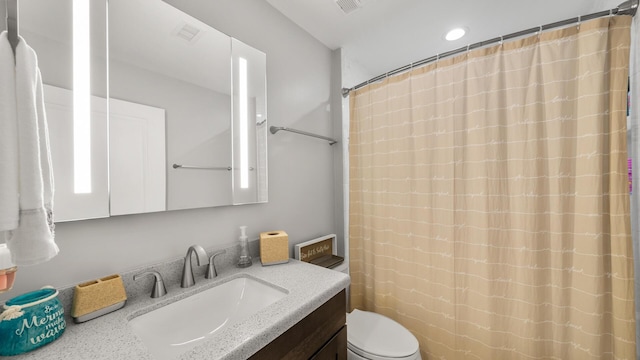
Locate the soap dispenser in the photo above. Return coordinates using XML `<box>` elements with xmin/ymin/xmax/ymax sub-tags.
<box><xmin>0</xmin><ymin>244</ymin><xmax>17</xmax><ymax>293</ymax></box>
<box><xmin>237</xmin><ymin>226</ymin><xmax>252</xmax><ymax>268</ymax></box>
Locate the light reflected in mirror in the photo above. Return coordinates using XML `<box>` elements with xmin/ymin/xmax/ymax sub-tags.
<box><xmin>231</xmin><ymin>38</ymin><xmax>267</xmax><ymax>204</ymax></box>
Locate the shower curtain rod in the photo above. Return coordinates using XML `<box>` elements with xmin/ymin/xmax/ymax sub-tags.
<box><xmin>341</xmin><ymin>0</ymin><xmax>639</xmax><ymax>97</ymax></box>
<box><xmin>5</xmin><ymin>0</ymin><xmax>19</xmax><ymax>55</ymax></box>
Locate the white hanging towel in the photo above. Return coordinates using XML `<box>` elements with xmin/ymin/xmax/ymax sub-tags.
<box><xmin>4</xmin><ymin>35</ymin><xmax>58</xmax><ymax>266</ymax></box>
<box><xmin>0</xmin><ymin>32</ymin><xmax>19</xmax><ymax>233</ymax></box>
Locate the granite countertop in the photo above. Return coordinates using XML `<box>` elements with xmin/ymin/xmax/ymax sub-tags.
<box><xmin>8</xmin><ymin>257</ymin><xmax>350</xmax><ymax>360</ymax></box>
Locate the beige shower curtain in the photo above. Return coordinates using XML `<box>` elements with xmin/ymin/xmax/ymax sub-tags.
<box><xmin>349</xmin><ymin>16</ymin><xmax>636</xmax><ymax>359</ymax></box>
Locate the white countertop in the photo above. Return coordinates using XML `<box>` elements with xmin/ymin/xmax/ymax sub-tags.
<box><xmin>9</xmin><ymin>259</ymin><xmax>350</xmax><ymax>360</ymax></box>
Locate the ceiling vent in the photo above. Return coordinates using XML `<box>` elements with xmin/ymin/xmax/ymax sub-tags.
<box><xmin>173</xmin><ymin>22</ymin><xmax>202</xmax><ymax>42</ymax></box>
<box><xmin>335</xmin><ymin>0</ymin><xmax>362</xmax><ymax>14</ymax></box>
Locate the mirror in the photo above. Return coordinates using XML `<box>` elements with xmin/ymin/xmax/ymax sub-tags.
<box><xmin>17</xmin><ymin>0</ymin><xmax>268</xmax><ymax>221</ymax></box>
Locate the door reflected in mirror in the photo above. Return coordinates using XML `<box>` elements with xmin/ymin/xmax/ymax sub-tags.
<box><xmin>109</xmin><ymin>98</ymin><xmax>166</xmax><ymax>216</ymax></box>
<box><xmin>44</xmin><ymin>85</ymin><xmax>109</xmax><ymax>221</ymax></box>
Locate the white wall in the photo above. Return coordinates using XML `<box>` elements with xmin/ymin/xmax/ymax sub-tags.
<box><xmin>1</xmin><ymin>0</ymin><xmax>337</xmax><ymax>301</ymax></box>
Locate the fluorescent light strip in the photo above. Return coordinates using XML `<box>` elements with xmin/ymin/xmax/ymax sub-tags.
<box><xmin>239</xmin><ymin>57</ymin><xmax>249</xmax><ymax>189</ymax></box>
<box><xmin>73</xmin><ymin>0</ymin><xmax>92</xmax><ymax>194</ymax></box>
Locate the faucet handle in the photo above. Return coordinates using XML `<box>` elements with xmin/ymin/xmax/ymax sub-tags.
<box><xmin>206</xmin><ymin>250</ymin><xmax>227</xmax><ymax>279</ymax></box>
<box><xmin>134</xmin><ymin>270</ymin><xmax>167</xmax><ymax>298</ymax></box>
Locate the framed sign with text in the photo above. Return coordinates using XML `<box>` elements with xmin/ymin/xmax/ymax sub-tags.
<box><xmin>295</xmin><ymin>234</ymin><xmax>344</xmax><ymax>268</ymax></box>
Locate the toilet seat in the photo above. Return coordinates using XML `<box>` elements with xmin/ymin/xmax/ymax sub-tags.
<box><xmin>347</xmin><ymin>309</ymin><xmax>420</xmax><ymax>360</ymax></box>
<box><xmin>348</xmin><ymin>343</ymin><xmax>419</xmax><ymax>360</ymax></box>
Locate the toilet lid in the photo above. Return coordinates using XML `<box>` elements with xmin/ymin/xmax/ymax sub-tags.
<box><xmin>347</xmin><ymin>309</ymin><xmax>419</xmax><ymax>358</ymax></box>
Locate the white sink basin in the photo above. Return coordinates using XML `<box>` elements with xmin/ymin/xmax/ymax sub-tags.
<box><xmin>128</xmin><ymin>276</ymin><xmax>288</xmax><ymax>359</ymax></box>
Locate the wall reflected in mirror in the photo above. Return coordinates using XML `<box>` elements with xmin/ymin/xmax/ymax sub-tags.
<box><xmin>14</xmin><ymin>0</ymin><xmax>268</xmax><ymax>222</ymax></box>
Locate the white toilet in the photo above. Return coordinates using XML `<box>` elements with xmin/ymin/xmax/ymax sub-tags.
<box><xmin>333</xmin><ymin>264</ymin><xmax>422</xmax><ymax>360</ymax></box>
<box><xmin>347</xmin><ymin>309</ymin><xmax>422</xmax><ymax>360</ymax></box>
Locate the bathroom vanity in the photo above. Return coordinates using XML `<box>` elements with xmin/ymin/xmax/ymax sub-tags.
<box><xmin>250</xmin><ymin>289</ymin><xmax>346</xmax><ymax>359</ymax></box>
<box><xmin>5</xmin><ymin>256</ymin><xmax>350</xmax><ymax>360</ymax></box>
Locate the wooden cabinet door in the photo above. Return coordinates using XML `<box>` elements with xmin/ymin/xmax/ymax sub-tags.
<box><xmin>310</xmin><ymin>326</ymin><xmax>347</xmax><ymax>360</ymax></box>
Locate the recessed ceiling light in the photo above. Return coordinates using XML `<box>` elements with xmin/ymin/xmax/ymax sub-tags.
<box><xmin>445</xmin><ymin>27</ymin><xmax>466</xmax><ymax>41</ymax></box>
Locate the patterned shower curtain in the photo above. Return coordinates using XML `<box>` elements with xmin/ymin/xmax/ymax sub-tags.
<box><xmin>349</xmin><ymin>16</ymin><xmax>636</xmax><ymax>359</ymax></box>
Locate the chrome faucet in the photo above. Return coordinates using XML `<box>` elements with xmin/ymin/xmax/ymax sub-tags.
<box><xmin>181</xmin><ymin>245</ymin><xmax>208</xmax><ymax>288</ymax></box>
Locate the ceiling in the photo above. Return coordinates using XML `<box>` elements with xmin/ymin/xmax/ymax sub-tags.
<box><xmin>265</xmin><ymin>0</ymin><xmax>624</xmax><ymax>86</ymax></box>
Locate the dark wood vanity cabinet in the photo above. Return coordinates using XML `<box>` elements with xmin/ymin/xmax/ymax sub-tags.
<box><xmin>249</xmin><ymin>289</ymin><xmax>347</xmax><ymax>360</ymax></box>
<box><xmin>310</xmin><ymin>325</ymin><xmax>347</xmax><ymax>360</ymax></box>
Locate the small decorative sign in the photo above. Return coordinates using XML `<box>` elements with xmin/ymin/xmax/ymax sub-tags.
<box><xmin>299</xmin><ymin>238</ymin><xmax>333</xmax><ymax>262</ymax></box>
<box><xmin>295</xmin><ymin>234</ymin><xmax>344</xmax><ymax>269</ymax></box>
